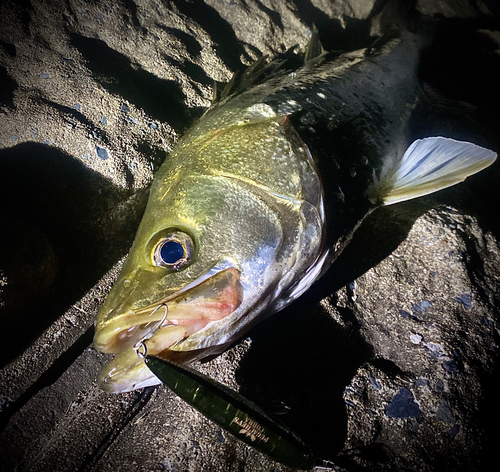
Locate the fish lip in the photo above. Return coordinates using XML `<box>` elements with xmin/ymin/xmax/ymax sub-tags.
<box><xmin>93</xmin><ymin>259</ymin><xmax>241</xmax><ymax>354</ymax></box>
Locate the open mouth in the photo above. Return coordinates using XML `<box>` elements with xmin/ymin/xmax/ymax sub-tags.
<box><xmin>95</xmin><ymin>263</ymin><xmax>242</xmax><ymax>392</ymax></box>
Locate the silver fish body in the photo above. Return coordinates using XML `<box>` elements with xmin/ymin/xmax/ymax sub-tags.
<box><xmin>94</xmin><ymin>28</ymin><xmax>496</xmax><ymax>392</ymax></box>
<box><xmin>222</xmin><ymin>32</ymin><xmax>423</xmax><ymax>255</ymax></box>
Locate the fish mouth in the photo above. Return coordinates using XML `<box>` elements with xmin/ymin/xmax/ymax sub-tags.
<box><xmin>95</xmin><ymin>263</ymin><xmax>242</xmax><ymax>355</ymax></box>
<box><xmin>94</xmin><ymin>262</ymin><xmax>242</xmax><ymax>392</ymax></box>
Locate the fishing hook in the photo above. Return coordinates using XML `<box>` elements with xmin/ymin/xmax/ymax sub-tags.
<box><xmin>133</xmin><ymin>304</ymin><xmax>169</xmax><ymax>359</ymax></box>
<box><xmin>134</xmin><ymin>340</ymin><xmax>147</xmax><ymax>360</ymax></box>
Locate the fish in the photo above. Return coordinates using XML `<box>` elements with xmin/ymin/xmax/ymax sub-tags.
<box><xmin>93</xmin><ymin>13</ymin><xmax>497</xmax><ymax>393</ymax></box>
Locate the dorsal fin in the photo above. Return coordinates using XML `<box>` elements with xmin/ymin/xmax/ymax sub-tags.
<box><xmin>213</xmin><ymin>44</ymin><xmax>307</xmax><ymax>104</ymax></box>
<box><xmin>219</xmin><ymin>56</ymin><xmax>272</xmax><ymax>101</ymax></box>
<box><xmin>304</xmin><ymin>25</ymin><xmax>325</xmax><ymax>63</ymax></box>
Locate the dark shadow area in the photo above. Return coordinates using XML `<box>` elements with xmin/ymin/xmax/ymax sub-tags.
<box><xmin>236</xmin><ymin>300</ymin><xmax>372</xmax><ymax>462</ymax></box>
<box><xmin>69</xmin><ymin>34</ymin><xmax>203</xmax><ymax>132</ymax></box>
<box><xmin>155</xmin><ymin>24</ymin><xmax>203</xmax><ymax>58</ymax></box>
<box><xmin>0</xmin><ymin>65</ymin><xmax>17</xmax><ymax>108</ymax></box>
<box><xmin>79</xmin><ymin>387</ymin><xmax>156</xmax><ymax>472</ymax></box>
<box><xmin>290</xmin><ymin>0</ymin><xmax>376</xmax><ymax>53</ymax></box>
<box><xmin>254</xmin><ymin>1</ymin><xmax>284</xmax><ymax>32</ymax></box>
<box><xmin>477</xmin><ymin>358</ymin><xmax>500</xmax><ymax>472</ymax></box>
<box><xmin>0</xmin><ymin>40</ymin><xmax>16</xmax><ymax>58</ymax></box>
<box><xmin>0</xmin><ymin>326</ymin><xmax>94</xmax><ymax>432</ymax></box>
<box><xmin>162</xmin><ymin>0</ymin><xmax>250</xmax><ymax>70</ymax></box>
<box><xmin>160</xmin><ymin>53</ymin><xmax>213</xmax><ymax>88</ymax></box>
<box><xmin>336</xmin><ymin>442</ymin><xmax>398</xmax><ymax>472</ymax></box>
<box><xmin>134</xmin><ymin>139</ymin><xmax>169</xmax><ymax>174</ymax></box>
<box><xmin>123</xmin><ymin>0</ymin><xmax>147</xmax><ymax>33</ymax></box>
<box><xmin>0</xmin><ymin>143</ymin><xmax>145</xmax><ymax>368</ymax></box>
<box><xmin>419</xmin><ymin>16</ymin><xmax>500</xmax><ymax>129</ymax></box>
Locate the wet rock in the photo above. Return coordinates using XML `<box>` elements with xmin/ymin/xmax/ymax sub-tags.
<box><xmin>0</xmin><ymin>1</ymin><xmax>499</xmax><ymax>472</ymax></box>
<box><xmin>336</xmin><ymin>206</ymin><xmax>500</xmax><ymax>471</ymax></box>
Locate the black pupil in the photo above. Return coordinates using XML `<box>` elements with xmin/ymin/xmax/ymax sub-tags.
<box><xmin>160</xmin><ymin>240</ymin><xmax>184</xmax><ymax>264</ymax></box>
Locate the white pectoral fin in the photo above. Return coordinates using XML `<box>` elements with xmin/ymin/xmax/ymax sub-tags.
<box><xmin>381</xmin><ymin>137</ymin><xmax>497</xmax><ymax>206</ymax></box>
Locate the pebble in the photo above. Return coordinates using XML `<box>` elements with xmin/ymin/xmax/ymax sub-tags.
<box><xmin>95</xmin><ymin>146</ymin><xmax>109</xmax><ymax>160</ymax></box>
<box><xmin>385</xmin><ymin>388</ymin><xmax>422</xmax><ymax>419</ymax></box>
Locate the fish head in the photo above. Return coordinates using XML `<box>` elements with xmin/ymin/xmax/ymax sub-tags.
<box><xmin>94</xmin><ymin>111</ymin><xmax>326</xmax><ymax>392</ymax></box>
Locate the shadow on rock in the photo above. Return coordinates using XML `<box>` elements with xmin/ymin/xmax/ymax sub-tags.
<box><xmin>231</xmin><ymin>200</ymin><xmax>426</xmax><ymax>462</ymax></box>
<box><xmin>164</xmin><ymin>0</ymin><xmax>250</xmax><ymax>70</ymax></box>
<box><xmin>70</xmin><ymin>34</ymin><xmax>204</xmax><ymax>132</ymax></box>
<box><xmin>235</xmin><ymin>299</ymin><xmax>372</xmax><ymax>462</ymax></box>
<box><xmin>0</xmin><ymin>143</ymin><xmax>145</xmax><ymax>368</ymax></box>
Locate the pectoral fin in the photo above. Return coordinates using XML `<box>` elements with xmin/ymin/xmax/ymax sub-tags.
<box><xmin>377</xmin><ymin>137</ymin><xmax>497</xmax><ymax>206</ymax></box>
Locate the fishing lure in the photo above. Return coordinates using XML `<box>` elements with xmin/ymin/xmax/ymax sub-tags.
<box><xmin>137</xmin><ymin>343</ymin><xmax>324</xmax><ymax>469</ymax></box>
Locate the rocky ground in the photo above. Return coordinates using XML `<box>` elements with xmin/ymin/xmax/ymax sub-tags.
<box><xmin>1</xmin><ymin>1</ymin><xmax>499</xmax><ymax>471</ymax></box>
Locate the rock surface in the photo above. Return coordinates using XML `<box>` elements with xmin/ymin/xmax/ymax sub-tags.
<box><xmin>1</xmin><ymin>1</ymin><xmax>499</xmax><ymax>471</ymax></box>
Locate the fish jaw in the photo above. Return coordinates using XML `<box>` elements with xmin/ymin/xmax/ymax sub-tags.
<box><xmin>95</xmin><ymin>266</ymin><xmax>243</xmax><ymax>392</ymax></box>
<box><xmin>94</xmin><ymin>266</ymin><xmax>242</xmax><ymax>354</ymax></box>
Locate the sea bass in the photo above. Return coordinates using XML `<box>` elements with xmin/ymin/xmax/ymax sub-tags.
<box><xmin>94</xmin><ymin>24</ymin><xmax>496</xmax><ymax>393</ymax></box>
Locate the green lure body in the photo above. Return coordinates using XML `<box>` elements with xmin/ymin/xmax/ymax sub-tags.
<box><xmin>144</xmin><ymin>354</ymin><xmax>317</xmax><ymax>469</ymax></box>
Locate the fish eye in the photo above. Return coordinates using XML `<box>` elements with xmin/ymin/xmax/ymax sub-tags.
<box><xmin>152</xmin><ymin>231</ymin><xmax>194</xmax><ymax>270</ymax></box>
